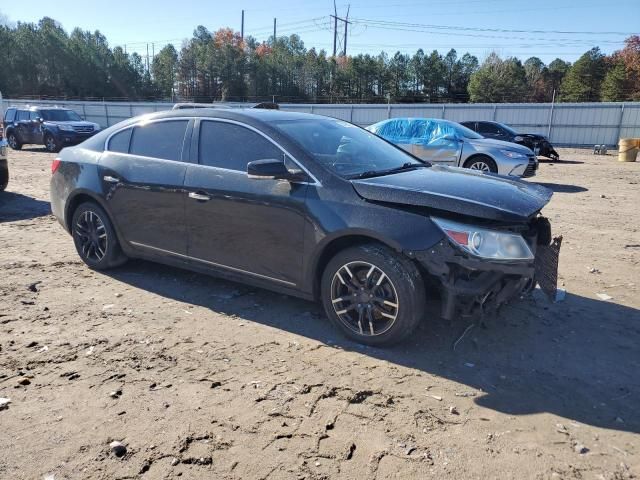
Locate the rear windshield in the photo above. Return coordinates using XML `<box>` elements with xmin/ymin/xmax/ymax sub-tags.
<box><xmin>40</xmin><ymin>109</ymin><xmax>82</xmax><ymax>122</ymax></box>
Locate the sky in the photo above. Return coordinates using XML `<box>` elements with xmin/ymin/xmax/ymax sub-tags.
<box><xmin>2</xmin><ymin>0</ymin><xmax>639</xmax><ymax>64</ymax></box>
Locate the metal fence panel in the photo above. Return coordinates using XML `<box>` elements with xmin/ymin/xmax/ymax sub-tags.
<box><xmin>2</xmin><ymin>98</ymin><xmax>639</xmax><ymax>146</ymax></box>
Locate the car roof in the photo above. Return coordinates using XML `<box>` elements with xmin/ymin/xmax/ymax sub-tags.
<box><xmin>12</xmin><ymin>106</ymin><xmax>72</xmax><ymax>112</ymax></box>
<box><xmin>139</xmin><ymin>108</ymin><xmax>331</xmax><ymax>124</ymax></box>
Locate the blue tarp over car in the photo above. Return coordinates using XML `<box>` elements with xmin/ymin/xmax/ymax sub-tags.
<box><xmin>366</xmin><ymin>118</ymin><xmax>459</xmax><ymax>145</ymax></box>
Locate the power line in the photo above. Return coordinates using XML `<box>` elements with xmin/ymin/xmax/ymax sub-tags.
<box><xmin>351</xmin><ymin>17</ymin><xmax>635</xmax><ymax>36</ymax></box>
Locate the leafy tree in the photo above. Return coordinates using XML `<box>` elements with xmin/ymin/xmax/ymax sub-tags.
<box><xmin>600</xmin><ymin>61</ymin><xmax>627</xmax><ymax>101</ymax></box>
<box><xmin>468</xmin><ymin>53</ymin><xmax>527</xmax><ymax>102</ymax></box>
<box><xmin>559</xmin><ymin>47</ymin><xmax>606</xmax><ymax>102</ymax></box>
<box><xmin>152</xmin><ymin>45</ymin><xmax>178</xmax><ymax>98</ymax></box>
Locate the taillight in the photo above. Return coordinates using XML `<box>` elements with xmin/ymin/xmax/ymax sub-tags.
<box><xmin>51</xmin><ymin>158</ymin><xmax>61</xmax><ymax>174</ymax></box>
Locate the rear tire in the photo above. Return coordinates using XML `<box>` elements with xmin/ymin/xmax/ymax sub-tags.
<box><xmin>321</xmin><ymin>243</ymin><xmax>426</xmax><ymax>346</ymax></box>
<box><xmin>44</xmin><ymin>133</ymin><xmax>61</xmax><ymax>153</ymax></box>
<box><xmin>7</xmin><ymin>132</ymin><xmax>22</xmax><ymax>150</ymax></box>
<box><xmin>71</xmin><ymin>202</ymin><xmax>127</xmax><ymax>270</ymax></box>
<box><xmin>464</xmin><ymin>155</ymin><xmax>497</xmax><ymax>173</ymax></box>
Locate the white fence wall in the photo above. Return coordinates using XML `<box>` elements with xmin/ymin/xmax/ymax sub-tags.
<box><xmin>3</xmin><ymin>98</ymin><xmax>639</xmax><ymax>147</ymax></box>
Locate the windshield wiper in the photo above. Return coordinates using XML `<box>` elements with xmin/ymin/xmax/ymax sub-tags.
<box><xmin>349</xmin><ymin>162</ymin><xmax>428</xmax><ymax>180</ymax></box>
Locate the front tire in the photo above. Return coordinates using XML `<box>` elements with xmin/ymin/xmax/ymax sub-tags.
<box><xmin>321</xmin><ymin>243</ymin><xmax>426</xmax><ymax>346</ymax></box>
<box><xmin>7</xmin><ymin>133</ymin><xmax>22</xmax><ymax>150</ymax></box>
<box><xmin>464</xmin><ymin>155</ymin><xmax>497</xmax><ymax>173</ymax></box>
<box><xmin>71</xmin><ymin>202</ymin><xmax>127</xmax><ymax>270</ymax></box>
<box><xmin>44</xmin><ymin>133</ymin><xmax>61</xmax><ymax>153</ymax></box>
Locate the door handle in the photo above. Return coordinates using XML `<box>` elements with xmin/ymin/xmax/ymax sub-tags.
<box><xmin>188</xmin><ymin>191</ymin><xmax>211</xmax><ymax>201</ymax></box>
<box><xmin>103</xmin><ymin>175</ymin><xmax>120</xmax><ymax>183</ymax></box>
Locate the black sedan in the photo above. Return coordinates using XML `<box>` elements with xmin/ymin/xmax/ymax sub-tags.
<box><xmin>50</xmin><ymin>109</ymin><xmax>560</xmax><ymax>346</ymax></box>
<box><xmin>461</xmin><ymin>121</ymin><xmax>559</xmax><ymax>161</ymax></box>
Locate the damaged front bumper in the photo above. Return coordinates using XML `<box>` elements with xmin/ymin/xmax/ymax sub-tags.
<box><xmin>412</xmin><ymin>222</ymin><xmax>561</xmax><ymax>321</ymax></box>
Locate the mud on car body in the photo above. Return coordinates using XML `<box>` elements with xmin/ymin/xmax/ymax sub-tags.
<box><xmin>50</xmin><ymin>109</ymin><xmax>560</xmax><ymax>346</ymax></box>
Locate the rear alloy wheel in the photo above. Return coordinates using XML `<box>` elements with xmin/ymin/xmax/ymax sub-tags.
<box><xmin>44</xmin><ymin>134</ymin><xmax>60</xmax><ymax>153</ymax></box>
<box><xmin>465</xmin><ymin>156</ymin><xmax>497</xmax><ymax>173</ymax></box>
<box><xmin>72</xmin><ymin>202</ymin><xmax>127</xmax><ymax>270</ymax></box>
<box><xmin>7</xmin><ymin>133</ymin><xmax>22</xmax><ymax>150</ymax></box>
<box><xmin>321</xmin><ymin>243</ymin><xmax>426</xmax><ymax>346</ymax></box>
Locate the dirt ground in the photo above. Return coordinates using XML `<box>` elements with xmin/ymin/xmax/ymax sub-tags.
<box><xmin>0</xmin><ymin>147</ymin><xmax>639</xmax><ymax>480</ymax></box>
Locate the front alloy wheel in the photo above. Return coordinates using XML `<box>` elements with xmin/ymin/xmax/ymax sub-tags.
<box><xmin>7</xmin><ymin>133</ymin><xmax>21</xmax><ymax>150</ymax></box>
<box><xmin>330</xmin><ymin>261</ymin><xmax>399</xmax><ymax>337</ymax></box>
<box><xmin>321</xmin><ymin>243</ymin><xmax>426</xmax><ymax>346</ymax></box>
<box><xmin>465</xmin><ymin>156</ymin><xmax>497</xmax><ymax>173</ymax></box>
<box><xmin>469</xmin><ymin>161</ymin><xmax>490</xmax><ymax>172</ymax></box>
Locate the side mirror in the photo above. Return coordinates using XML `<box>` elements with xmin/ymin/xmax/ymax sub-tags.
<box><xmin>38</xmin><ymin>117</ymin><xmax>44</xmax><ymax>123</ymax></box>
<box><xmin>442</xmin><ymin>134</ymin><xmax>458</xmax><ymax>142</ymax></box>
<box><xmin>247</xmin><ymin>158</ymin><xmax>307</xmax><ymax>182</ymax></box>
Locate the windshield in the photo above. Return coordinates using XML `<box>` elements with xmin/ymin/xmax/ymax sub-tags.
<box><xmin>452</xmin><ymin>122</ymin><xmax>483</xmax><ymax>139</ymax></box>
<box><xmin>498</xmin><ymin>123</ymin><xmax>519</xmax><ymax>136</ymax></box>
<box><xmin>40</xmin><ymin>109</ymin><xmax>82</xmax><ymax>122</ymax></box>
<box><xmin>270</xmin><ymin>118</ymin><xmax>425</xmax><ymax>178</ymax></box>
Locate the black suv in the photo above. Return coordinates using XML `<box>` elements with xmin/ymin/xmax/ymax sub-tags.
<box><xmin>3</xmin><ymin>106</ymin><xmax>101</xmax><ymax>153</ymax></box>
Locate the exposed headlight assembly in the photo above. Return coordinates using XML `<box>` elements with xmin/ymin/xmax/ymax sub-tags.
<box><xmin>500</xmin><ymin>149</ymin><xmax>527</xmax><ymax>159</ymax></box>
<box><xmin>432</xmin><ymin>217</ymin><xmax>534</xmax><ymax>261</ymax></box>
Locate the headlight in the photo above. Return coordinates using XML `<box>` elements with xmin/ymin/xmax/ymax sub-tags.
<box><xmin>432</xmin><ymin>217</ymin><xmax>534</xmax><ymax>261</ymax></box>
<box><xmin>500</xmin><ymin>149</ymin><xmax>526</xmax><ymax>159</ymax></box>
<box><xmin>58</xmin><ymin>124</ymin><xmax>74</xmax><ymax>132</ymax></box>
<box><xmin>513</xmin><ymin>136</ymin><xmax>523</xmax><ymax>142</ymax></box>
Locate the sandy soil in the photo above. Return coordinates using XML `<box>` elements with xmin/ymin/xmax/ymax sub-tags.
<box><xmin>0</xmin><ymin>147</ymin><xmax>639</xmax><ymax>480</ymax></box>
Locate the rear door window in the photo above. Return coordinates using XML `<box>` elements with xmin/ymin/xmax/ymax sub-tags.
<box><xmin>198</xmin><ymin>121</ymin><xmax>283</xmax><ymax>171</ymax></box>
<box><xmin>129</xmin><ymin>120</ymin><xmax>188</xmax><ymax>161</ymax></box>
<box><xmin>16</xmin><ymin>110</ymin><xmax>30</xmax><ymax>121</ymax></box>
<box><xmin>4</xmin><ymin>108</ymin><xmax>16</xmax><ymax>122</ymax></box>
<box><xmin>108</xmin><ymin>128</ymin><xmax>133</xmax><ymax>153</ymax></box>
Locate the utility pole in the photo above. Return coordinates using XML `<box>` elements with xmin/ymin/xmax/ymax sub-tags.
<box><xmin>146</xmin><ymin>43</ymin><xmax>149</xmax><ymax>73</ymax></box>
<box><xmin>332</xmin><ymin>1</ymin><xmax>338</xmax><ymax>57</ymax></box>
<box><xmin>343</xmin><ymin>5</ymin><xmax>350</xmax><ymax>56</ymax></box>
<box><xmin>273</xmin><ymin>18</ymin><xmax>277</xmax><ymax>41</ymax></box>
<box><xmin>330</xmin><ymin>3</ymin><xmax>351</xmax><ymax>57</ymax></box>
<box><xmin>241</xmin><ymin>10</ymin><xmax>244</xmax><ymax>39</ymax></box>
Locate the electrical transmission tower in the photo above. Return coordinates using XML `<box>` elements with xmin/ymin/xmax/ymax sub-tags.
<box><xmin>331</xmin><ymin>2</ymin><xmax>351</xmax><ymax>57</ymax></box>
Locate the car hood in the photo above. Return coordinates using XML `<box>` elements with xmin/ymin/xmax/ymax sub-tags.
<box><xmin>467</xmin><ymin>137</ymin><xmax>533</xmax><ymax>153</ymax></box>
<box><xmin>351</xmin><ymin>165</ymin><xmax>552</xmax><ymax>222</ymax></box>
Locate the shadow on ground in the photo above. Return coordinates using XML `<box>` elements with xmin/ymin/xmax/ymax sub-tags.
<box><xmin>0</xmin><ymin>192</ymin><xmax>51</xmax><ymax>222</ymax></box>
<box><xmin>540</xmin><ymin>159</ymin><xmax>585</xmax><ymax>165</ymax></box>
<box><xmin>535</xmin><ymin>182</ymin><xmax>588</xmax><ymax>193</ymax></box>
<box><xmin>106</xmin><ymin>260</ymin><xmax>640</xmax><ymax>435</ymax></box>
